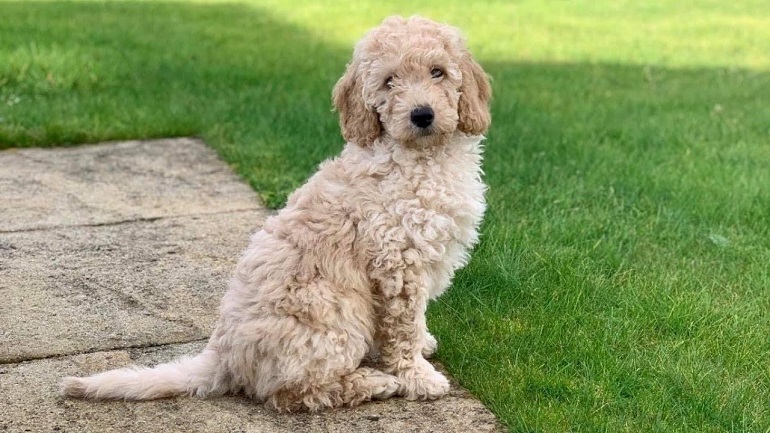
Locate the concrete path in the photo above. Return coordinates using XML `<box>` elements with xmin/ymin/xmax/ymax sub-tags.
<box><xmin>0</xmin><ymin>138</ymin><xmax>503</xmax><ymax>433</ymax></box>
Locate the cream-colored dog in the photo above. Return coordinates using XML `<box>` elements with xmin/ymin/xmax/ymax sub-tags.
<box><xmin>61</xmin><ymin>15</ymin><xmax>491</xmax><ymax>412</ymax></box>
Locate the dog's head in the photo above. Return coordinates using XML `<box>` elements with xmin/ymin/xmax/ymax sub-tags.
<box><xmin>333</xmin><ymin>16</ymin><xmax>491</xmax><ymax>147</ymax></box>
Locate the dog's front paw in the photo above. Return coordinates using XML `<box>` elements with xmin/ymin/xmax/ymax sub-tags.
<box><xmin>422</xmin><ymin>332</ymin><xmax>438</xmax><ymax>358</ymax></box>
<box><xmin>397</xmin><ymin>359</ymin><xmax>450</xmax><ymax>400</ymax></box>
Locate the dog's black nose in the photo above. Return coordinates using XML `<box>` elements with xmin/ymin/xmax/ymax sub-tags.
<box><xmin>410</xmin><ymin>106</ymin><xmax>434</xmax><ymax>128</ymax></box>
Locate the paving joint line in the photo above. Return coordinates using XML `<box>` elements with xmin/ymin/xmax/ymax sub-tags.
<box><xmin>0</xmin><ymin>338</ymin><xmax>210</xmax><ymax>366</ymax></box>
<box><xmin>0</xmin><ymin>207</ymin><xmax>268</xmax><ymax>234</ymax></box>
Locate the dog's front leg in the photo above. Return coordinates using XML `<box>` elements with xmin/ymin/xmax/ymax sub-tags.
<box><xmin>417</xmin><ymin>312</ymin><xmax>438</xmax><ymax>358</ymax></box>
<box><xmin>373</xmin><ymin>266</ymin><xmax>450</xmax><ymax>400</ymax></box>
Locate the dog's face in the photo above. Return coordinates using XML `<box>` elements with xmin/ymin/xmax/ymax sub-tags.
<box><xmin>333</xmin><ymin>16</ymin><xmax>491</xmax><ymax>148</ymax></box>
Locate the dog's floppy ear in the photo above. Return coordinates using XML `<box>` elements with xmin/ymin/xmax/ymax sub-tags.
<box><xmin>332</xmin><ymin>60</ymin><xmax>382</xmax><ymax>146</ymax></box>
<box><xmin>457</xmin><ymin>54</ymin><xmax>491</xmax><ymax>135</ymax></box>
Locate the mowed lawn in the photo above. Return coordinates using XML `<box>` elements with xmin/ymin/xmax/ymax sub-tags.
<box><xmin>2</xmin><ymin>1</ymin><xmax>770</xmax><ymax>431</ymax></box>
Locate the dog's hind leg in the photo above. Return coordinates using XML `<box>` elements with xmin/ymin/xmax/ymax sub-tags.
<box><xmin>341</xmin><ymin>367</ymin><xmax>401</xmax><ymax>405</ymax></box>
<box><xmin>266</xmin><ymin>367</ymin><xmax>399</xmax><ymax>412</ymax></box>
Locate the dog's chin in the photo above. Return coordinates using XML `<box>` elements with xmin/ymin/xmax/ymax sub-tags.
<box><xmin>400</xmin><ymin>128</ymin><xmax>453</xmax><ymax>148</ymax></box>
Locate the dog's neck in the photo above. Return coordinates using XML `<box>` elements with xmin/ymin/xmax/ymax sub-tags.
<box><xmin>375</xmin><ymin>129</ymin><xmax>480</xmax><ymax>148</ymax></box>
<box><xmin>340</xmin><ymin>132</ymin><xmax>484</xmax><ymax>177</ymax></box>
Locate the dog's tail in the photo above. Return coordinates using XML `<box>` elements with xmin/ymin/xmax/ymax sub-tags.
<box><xmin>59</xmin><ymin>349</ymin><xmax>222</xmax><ymax>400</ymax></box>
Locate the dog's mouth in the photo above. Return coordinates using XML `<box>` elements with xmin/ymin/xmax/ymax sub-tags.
<box><xmin>406</xmin><ymin>126</ymin><xmax>453</xmax><ymax>148</ymax></box>
<box><xmin>415</xmin><ymin>126</ymin><xmax>435</xmax><ymax>137</ymax></box>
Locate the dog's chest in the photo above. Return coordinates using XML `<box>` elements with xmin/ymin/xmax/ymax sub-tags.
<box><xmin>378</xmin><ymin>144</ymin><xmax>486</xmax><ymax>249</ymax></box>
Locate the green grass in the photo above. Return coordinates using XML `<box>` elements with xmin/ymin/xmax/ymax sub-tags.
<box><xmin>2</xmin><ymin>1</ymin><xmax>770</xmax><ymax>431</ymax></box>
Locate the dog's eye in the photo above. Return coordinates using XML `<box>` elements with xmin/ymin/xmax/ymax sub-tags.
<box><xmin>384</xmin><ymin>76</ymin><xmax>394</xmax><ymax>89</ymax></box>
<box><xmin>430</xmin><ymin>67</ymin><xmax>444</xmax><ymax>79</ymax></box>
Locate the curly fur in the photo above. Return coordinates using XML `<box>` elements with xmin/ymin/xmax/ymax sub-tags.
<box><xmin>60</xmin><ymin>15</ymin><xmax>491</xmax><ymax>411</ymax></box>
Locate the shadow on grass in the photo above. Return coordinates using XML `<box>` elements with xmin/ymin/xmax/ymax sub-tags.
<box><xmin>0</xmin><ymin>0</ymin><xmax>351</xmax><ymax>206</ymax></box>
<box><xmin>1</xmin><ymin>1</ymin><xmax>768</xmax><ymax>208</ymax></box>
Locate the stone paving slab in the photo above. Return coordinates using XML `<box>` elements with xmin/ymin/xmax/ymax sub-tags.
<box><xmin>0</xmin><ymin>138</ymin><xmax>259</xmax><ymax>232</ymax></box>
<box><xmin>0</xmin><ymin>138</ymin><xmax>504</xmax><ymax>433</ymax></box>
<box><xmin>0</xmin><ymin>210</ymin><xmax>265</xmax><ymax>363</ymax></box>
<box><xmin>0</xmin><ymin>342</ymin><xmax>501</xmax><ymax>433</ymax></box>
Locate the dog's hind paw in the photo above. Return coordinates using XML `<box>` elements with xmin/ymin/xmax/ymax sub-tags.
<box><xmin>371</xmin><ymin>373</ymin><xmax>400</xmax><ymax>400</ymax></box>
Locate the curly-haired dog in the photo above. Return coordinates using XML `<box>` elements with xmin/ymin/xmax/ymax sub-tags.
<box><xmin>60</xmin><ymin>15</ymin><xmax>491</xmax><ymax>411</ymax></box>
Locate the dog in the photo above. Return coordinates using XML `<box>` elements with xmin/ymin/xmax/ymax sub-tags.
<box><xmin>60</xmin><ymin>15</ymin><xmax>491</xmax><ymax>412</ymax></box>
